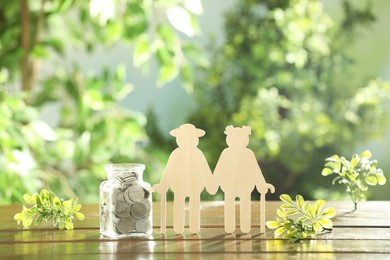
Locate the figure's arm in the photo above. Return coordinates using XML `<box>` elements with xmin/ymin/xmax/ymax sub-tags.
<box><xmin>205</xmin><ymin>162</ymin><xmax>218</xmax><ymax>195</ymax></box>
<box><xmin>244</xmin><ymin>150</ymin><xmax>275</xmax><ymax>194</ymax></box>
<box><xmin>206</xmin><ymin>150</ymin><xmax>228</xmax><ymax>195</ymax></box>
<box><xmin>195</xmin><ymin>149</ymin><xmax>218</xmax><ymax>195</ymax></box>
<box><xmin>152</xmin><ymin>150</ymin><xmax>176</xmax><ymax>195</ymax></box>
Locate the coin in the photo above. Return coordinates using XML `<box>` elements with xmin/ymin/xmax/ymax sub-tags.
<box><xmin>116</xmin><ymin>218</ymin><xmax>135</xmax><ymax>234</ymax></box>
<box><xmin>130</xmin><ymin>202</ymin><xmax>148</xmax><ymax>219</ymax></box>
<box><xmin>114</xmin><ymin>201</ymin><xmax>131</xmax><ymax>218</ymax></box>
<box><xmin>124</xmin><ymin>184</ymin><xmax>145</xmax><ymax>203</ymax></box>
<box><xmin>111</xmin><ymin>188</ymin><xmax>125</xmax><ymax>204</ymax></box>
<box><xmin>135</xmin><ymin>219</ymin><xmax>151</xmax><ymax>233</ymax></box>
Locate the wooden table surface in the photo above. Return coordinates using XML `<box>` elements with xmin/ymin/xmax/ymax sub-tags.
<box><xmin>1</xmin><ymin>201</ymin><xmax>389</xmax><ymax>259</ymax></box>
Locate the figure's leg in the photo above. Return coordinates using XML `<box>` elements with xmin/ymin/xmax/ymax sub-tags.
<box><xmin>224</xmin><ymin>194</ymin><xmax>235</xmax><ymax>233</ymax></box>
<box><xmin>240</xmin><ymin>193</ymin><xmax>251</xmax><ymax>233</ymax></box>
<box><xmin>260</xmin><ymin>192</ymin><xmax>266</xmax><ymax>233</ymax></box>
<box><xmin>173</xmin><ymin>195</ymin><xmax>185</xmax><ymax>234</ymax></box>
<box><xmin>189</xmin><ymin>196</ymin><xmax>200</xmax><ymax>234</ymax></box>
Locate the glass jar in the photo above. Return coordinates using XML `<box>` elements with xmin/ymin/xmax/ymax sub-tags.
<box><xmin>100</xmin><ymin>163</ymin><xmax>152</xmax><ymax>238</ymax></box>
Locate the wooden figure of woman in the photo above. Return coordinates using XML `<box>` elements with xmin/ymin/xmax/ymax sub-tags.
<box><xmin>152</xmin><ymin>124</ymin><xmax>216</xmax><ymax>234</ymax></box>
<box><xmin>213</xmin><ymin>125</ymin><xmax>275</xmax><ymax>233</ymax></box>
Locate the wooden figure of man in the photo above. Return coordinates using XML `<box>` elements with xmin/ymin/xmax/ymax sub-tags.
<box><xmin>212</xmin><ymin>125</ymin><xmax>275</xmax><ymax>233</ymax></box>
<box><xmin>152</xmin><ymin>124</ymin><xmax>215</xmax><ymax>234</ymax></box>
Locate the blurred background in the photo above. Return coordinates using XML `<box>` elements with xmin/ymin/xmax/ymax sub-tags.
<box><xmin>1</xmin><ymin>0</ymin><xmax>389</xmax><ymax>204</ymax></box>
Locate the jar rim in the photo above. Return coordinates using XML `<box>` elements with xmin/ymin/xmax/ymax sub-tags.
<box><xmin>105</xmin><ymin>163</ymin><xmax>145</xmax><ymax>171</ymax></box>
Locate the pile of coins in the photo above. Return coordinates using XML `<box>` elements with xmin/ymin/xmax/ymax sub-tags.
<box><xmin>100</xmin><ymin>168</ymin><xmax>152</xmax><ymax>236</ymax></box>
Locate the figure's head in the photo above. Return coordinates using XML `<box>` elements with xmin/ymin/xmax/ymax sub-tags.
<box><xmin>224</xmin><ymin>125</ymin><xmax>251</xmax><ymax>148</ymax></box>
<box><xmin>170</xmin><ymin>124</ymin><xmax>205</xmax><ymax>147</ymax></box>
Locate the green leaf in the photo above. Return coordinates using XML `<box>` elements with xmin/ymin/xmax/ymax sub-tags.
<box><xmin>280</xmin><ymin>194</ymin><xmax>293</xmax><ymax>204</ymax></box>
<box><xmin>376</xmin><ymin>175</ymin><xmax>386</xmax><ymax>185</ymax></box>
<box><xmin>314</xmin><ymin>200</ymin><xmax>325</xmax><ymax>215</ymax></box>
<box><xmin>74</xmin><ymin>204</ymin><xmax>82</xmax><ymax>212</ymax></box>
<box><xmin>359</xmin><ymin>150</ymin><xmax>372</xmax><ymax>159</ymax></box>
<box><xmin>365</xmin><ymin>176</ymin><xmax>378</xmax><ymax>185</ymax></box>
<box><xmin>23</xmin><ymin>217</ymin><xmax>33</xmax><ymax>228</ymax></box>
<box><xmin>307</xmin><ymin>205</ymin><xmax>315</xmax><ymax>218</ymax></box>
<box><xmin>350</xmin><ymin>157</ymin><xmax>359</xmax><ymax>168</ymax></box>
<box><xmin>360</xmin><ymin>182</ymin><xmax>368</xmax><ymax>191</ymax></box>
<box><xmin>296</xmin><ymin>195</ymin><xmax>304</xmax><ymax>209</ymax></box>
<box><xmin>75</xmin><ymin>212</ymin><xmax>85</xmax><ymax>221</ymax></box>
<box><xmin>321</xmin><ymin>167</ymin><xmax>334</xmax><ymax>176</ymax></box>
<box><xmin>23</xmin><ymin>193</ymin><xmax>35</xmax><ymax>204</ymax></box>
<box><xmin>133</xmin><ymin>37</ymin><xmax>150</xmax><ymax>67</ymax></box>
<box><xmin>313</xmin><ymin>221</ymin><xmax>322</xmax><ymax>232</ymax></box>
<box><xmin>31</xmin><ymin>44</ymin><xmax>48</xmax><ymax>58</ymax></box>
<box><xmin>280</xmin><ymin>204</ymin><xmax>295</xmax><ymax>210</ymax></box>
<box><xmin>325</xmin><ymin>154</ymin><xmax>340</xmax><ymax>162</ymax></box>
<box><xmin>321</xmin><ymin>207</ymin><xmax>336</xmax><ymax>218</ymax></box>
<box><xmin>266</xmin><ymin>221</ymin><xmax>280</xmax><ymax>229</ymax></box>
<box><xmin>65</xmin><ymin>221</ymin><xmax>74</xmax><ymax>230</ymax></box>
<box><xmin>302</xmin><ymin>201</ymin><xmax>310</xmax><ymax>211</ymax></box>
<box><xmin>276</xmin><ymin>208</ymin><xmax>286</xmax><ymax>218</ymax></box>
<box><xmin>35</xmin><ymin>214</ymin><xmax>44</xmax><ymax>225</ymax></box>
<box><xmin>123</xmin><ymin>3</ymin><xmax>147</xmax><ymax>40</ymax></box>
<box><xmin>166</xmin><ymin>6</ymin><xmax>195</xmax><ymax>37</ymax></box>
<box><xmin>274</xmin><ymin>227</ymin><xmax>285</xmax><ymax>237</ymax></box>
<box><xmin>157</xmin><ymin>24</ymin><xmax>176</xmax><ymax>46</ymax></box>
<box><xmin>34</xmin><ymin>194</ymin><xmax>42</xmax><ymax>205</ymax></box>
<box><xmin>285</xmin><ymin>209</ymin><xmax>300</xmax><ymax>215</ymax></box>
<box><xmin>180</xmin><ymin>63</ymin><xmax>193</xmax><ymax>92</ymax></box>
<box><xmin>53</xmin><ymin>196</ymin><xmax>61</xmax><ymax>205</ymax></box>
<box><xmin>332</xmin><ymin>176</ymin><xmax>341</xmax><ymax>185</ymax></box>
<box><xmin>157</xmin><ymin>64</ymin><xmax>178</xmax><ymax>86</ymax></box>
<box><xmin>42</xmin><ymin>38</ymin><xmax>64</xmax><ymax>55</ymax></box>
<box><xmin>40</xmin><ymin>189</ymin><xmax>50</xmax><ymax>199</ymax></box>
<box><xmin>63</xmin><ymin>199</ymin><xmax>73</xmax><ymax>209</ymax></box>
<box><xmin>318</xmin><ymin>218</ymin><xmax>333</xmax><ymax>229</ymax></box>
<box><xmin>14</xmin><ymin>212</ymin><xmax>25</xmax><ymax>221</ymax></box>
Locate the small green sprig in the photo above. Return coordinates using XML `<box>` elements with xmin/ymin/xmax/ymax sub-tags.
<box><xmin>14</xmin><ymin>189</ymin><xmax>85</xmax><ymax>230</ymax></box>
<box><xmin>266</xmin><ymin>194</ymin><xmax>336</xmax><ymax>242</ymax></box>
<box><xmin>321</xmin><ymin>150</ymin><xmax>386</xmax><ymax>211</ymax></box>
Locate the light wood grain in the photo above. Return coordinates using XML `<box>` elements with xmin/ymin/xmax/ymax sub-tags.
<box><xmin>213</xmin><ymin>126</ymin><xmax>275</xmax><ymax>234</ymax></box>
<box><xmin>2</xmin><ymin>201</ymin><xmax>390</xmax><ymax>258</ymax></box>
<box><xmin>152</xmin><ymin>124</ymin><xmax>214</xmax><ymax>234</ymax></box>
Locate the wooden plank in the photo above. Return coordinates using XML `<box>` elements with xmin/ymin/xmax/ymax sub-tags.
<box><xmin>3</xmin><ymin>201</ymin><xmax>390</xmax><ymax>231</ymax></box>
<box><xmin>1</xmin><ymin>239</ymin><xmax>390</xmax><ymax>256</ymax></box>
<box><xmin>1</xmin><ymin>227</ymin><xmax>390</xmax><ymax>243</ymax></box>
<box><xmin>2</xmin><ymin>201</ymin><xmax>390</xmax><ymax>258</ymax></box>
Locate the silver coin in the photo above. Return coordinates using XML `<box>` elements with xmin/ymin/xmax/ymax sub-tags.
<box><xmin>125</xmin><ymin>184</ymin><xmax>145</xmax><ymax>203</ymax></box>
<box><xmin>135</xmin><ymin>218</ymin><xmax>151</xmax><ymax>233</ymax></box>
<box><xmin>142</xmin><ymin>198</ymin><xmax>151</xmax><ymax>210</ymax></box>
<box><xmin>113</xmin><ymin>177</ymin><xmax>121</xmax><ymax>183</ymax></box>
<box><xmin>111</xmin><ymin>188</ymin><xmax>125</xmax><ymax>204</ymax></box>
<box><xmin>123</xmin><ymin>178</ymin><xmax>136</xmax><ymax>185</ymax></box>
<box><xmin>122</xmin><ymin>173</ymin><xmax>136</xmax><ymax>181</ymax></box>
<box><xmin>116</xmin><ymin>218</ymin><xmax>135</xmax><ymax>234</ymax></box>
<box><xmin>130</xmin><ymin>202</ymin><xmax>148</xmax><ymax>219</ymax></box>
<box><xmin>114</xmin><ymin>201</ymin><xmax>131</xmax><ymax>218</ymax></box>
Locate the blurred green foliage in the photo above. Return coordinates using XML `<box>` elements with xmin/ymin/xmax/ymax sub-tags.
<box><xmin>186</xmin><ymin>0</ymin><xmax>390</xmax><ymax>200</ymax></box>
<box><xmin>0</xmin><ymin>0</ymin><xmax>204</xmax><ymax>204</ymax></box>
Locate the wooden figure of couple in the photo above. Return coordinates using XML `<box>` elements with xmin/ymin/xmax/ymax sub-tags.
<box><xmin>152</xmin><ymin>123</ymin><xmax>275</xmax><ymax>234</ymax></box>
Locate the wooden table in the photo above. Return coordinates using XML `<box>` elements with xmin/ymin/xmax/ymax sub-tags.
<box><xmin>1</xmin><ymin>201</ymin><xmax>389</xmax><ymax>259</ymax></box>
